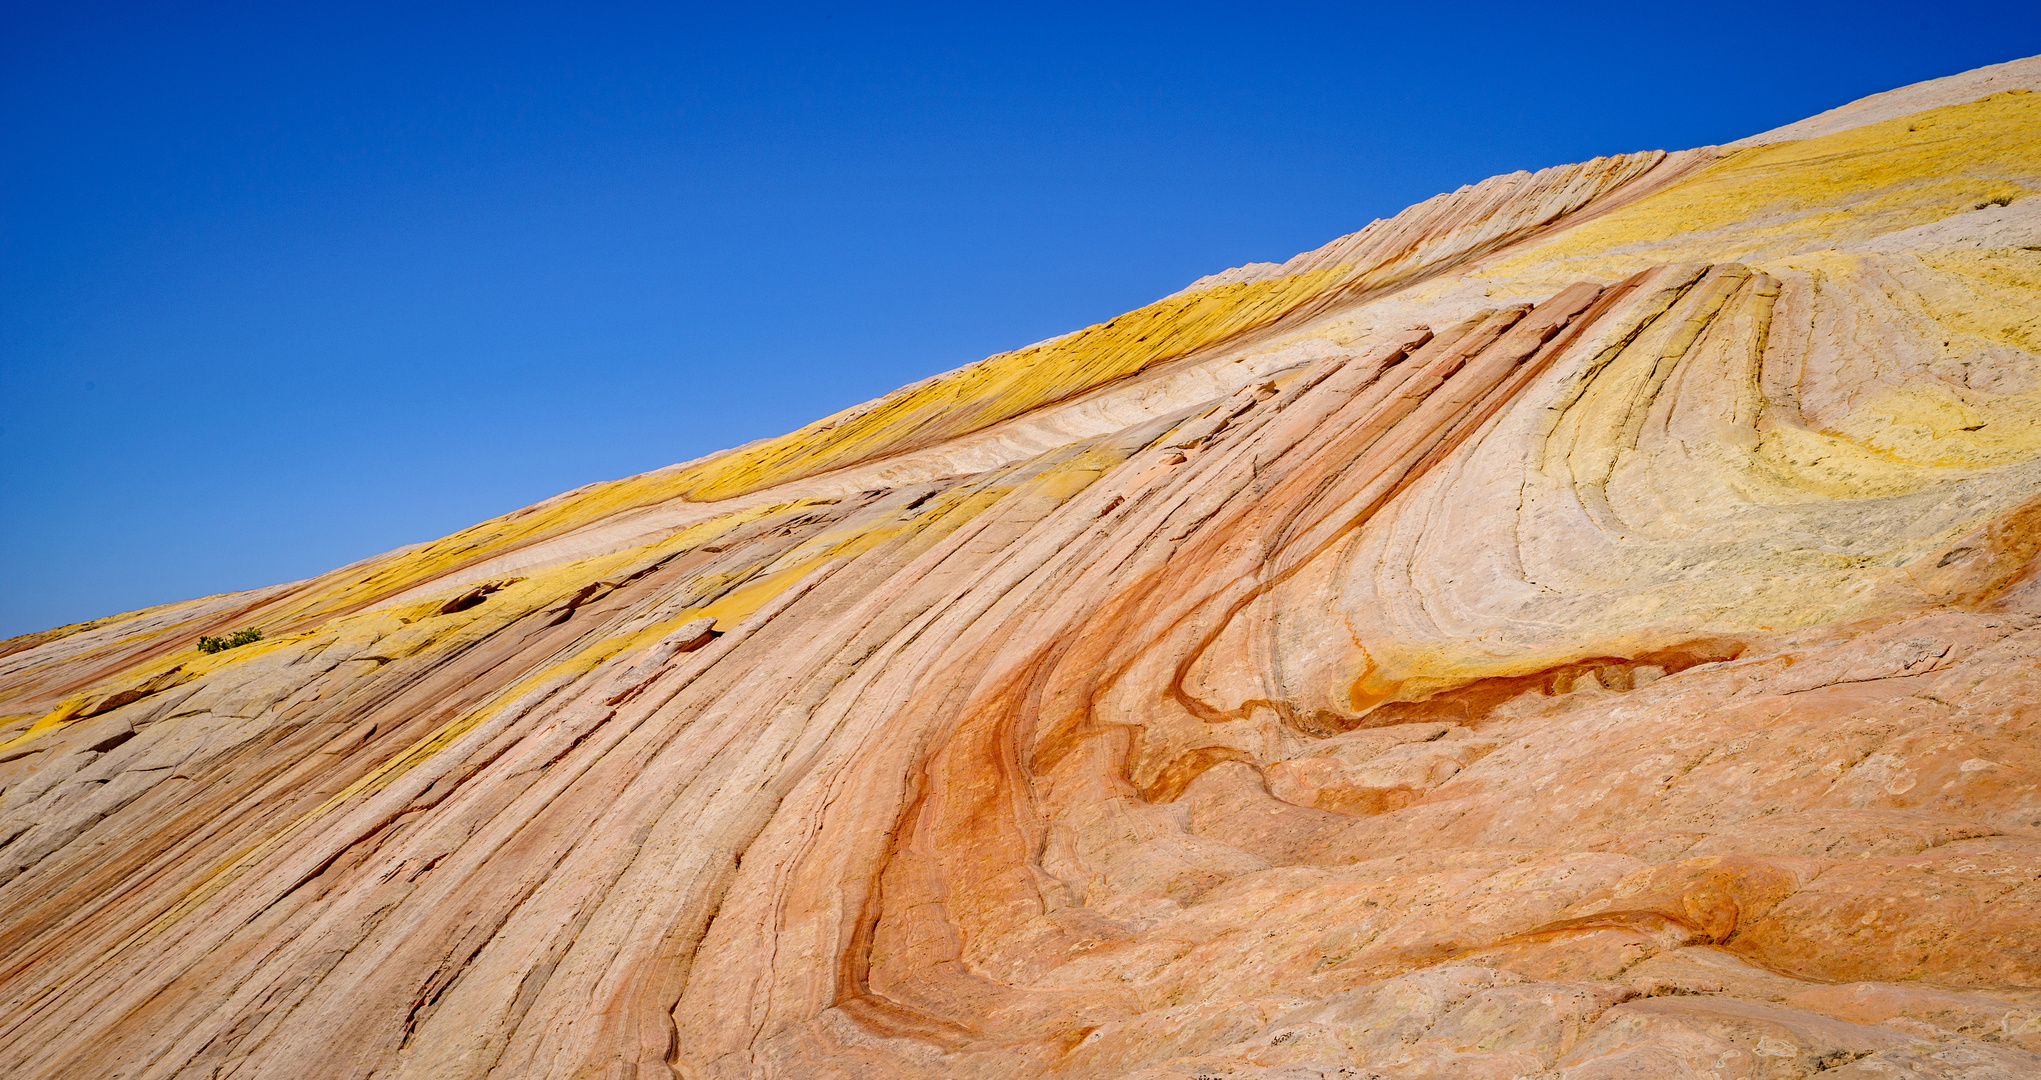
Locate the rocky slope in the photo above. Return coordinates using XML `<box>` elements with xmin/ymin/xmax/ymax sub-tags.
<box><xmin>3</xmin><ymin>58</ymin><xmax>2041</xmax><ymax>1080</ymax></box>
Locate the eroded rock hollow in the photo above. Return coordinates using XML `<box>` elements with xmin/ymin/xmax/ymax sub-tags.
<box><xmin>4</xmin><ymin>58</ymin><xmax>2041</xmax><ymax>1080</ymax></box>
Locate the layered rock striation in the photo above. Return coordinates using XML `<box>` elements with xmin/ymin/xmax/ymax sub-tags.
<box><xmin>3</xmin><ymin>60</ymin><xmax>2041</xmax><ymax>1079</ymax></box>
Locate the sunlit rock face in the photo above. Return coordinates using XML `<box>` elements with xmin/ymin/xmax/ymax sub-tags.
<box><xmin>3</xmin><ymin>58</ymin><xmax>2041</xmax><ymax>1080</ymax></box>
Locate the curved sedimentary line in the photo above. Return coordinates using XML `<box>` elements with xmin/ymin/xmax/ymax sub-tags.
<box><xmin>798</xmin><ymin>278</ymin><xmax>1642</xmax><ymax>945</ymax></box>
<box><xmin>825</xmin><ymin>335</ymin><xmax>1699</xmax><ymax>1042</ymax></box>
<box><xmin>1134</xmin><ymin>282</ymin><xmax>1627</xmax><ymax>744</ymax></box>
<box><xmin>572</xmin><ymin>439</ymin><xmax>1194</xmax><ymax>1070</ymax></box>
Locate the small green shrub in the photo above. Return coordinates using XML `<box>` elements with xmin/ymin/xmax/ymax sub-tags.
<box><xmin>197</xmin><ymin>627</ymin><xmax>263</xmax><ymax>654</ymax></box>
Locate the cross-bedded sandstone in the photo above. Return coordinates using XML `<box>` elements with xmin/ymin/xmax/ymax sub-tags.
<box><xmin>1</xmin><ymin>58</ymin><xmax>2039</xmax><ymax>1080</ymax></box>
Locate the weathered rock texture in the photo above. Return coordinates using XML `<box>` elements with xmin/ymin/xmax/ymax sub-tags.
<box><xmin>4</xmin><ymin>61</ymin><xmax>2041</xmax><ymax>1080</ymax></box>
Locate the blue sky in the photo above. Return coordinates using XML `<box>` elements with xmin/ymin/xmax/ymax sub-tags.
<box><xmin>4</xmin><ymin>3</ymin><xmax>2037</xmax><ymax>637</ymax></box>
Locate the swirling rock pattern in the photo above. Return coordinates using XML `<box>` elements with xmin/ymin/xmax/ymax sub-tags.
<box><xmin>3</xmin><ymin>61</ymin><xmax>2041</xmax><ymax>1080</ymax></box>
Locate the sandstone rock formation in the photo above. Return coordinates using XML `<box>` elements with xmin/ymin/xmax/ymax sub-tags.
<box><xmin>3</xmin><ymin>59</ymin><xmax>2041</xmax><ymax>1080</ymax></box>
